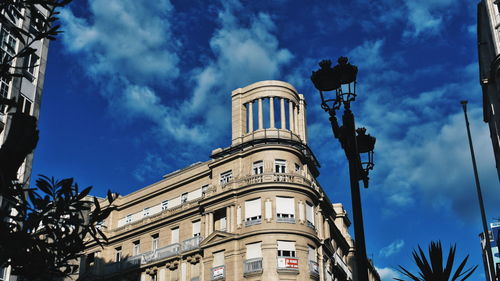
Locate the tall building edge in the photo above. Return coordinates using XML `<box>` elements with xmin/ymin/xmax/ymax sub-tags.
<box><xmin>478</xmin><ymin>0</ymin><xmax>500</xmax><ymax>182</ymax></box>
<box><xmin>74</xmin><ymin>80</ymin><xmax>380</xmax><ymax>281</ymax></box>
<box><xmin>0</xmin><ymin>5</ymin><xmax>50</xmax><ymax>281</ymax></box>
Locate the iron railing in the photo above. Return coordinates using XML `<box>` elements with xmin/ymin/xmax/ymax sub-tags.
<box><xmin>182</xmin><ymin>236</ymin><xmax>203</xmax><ymax>252</ymax></box>
<box><xmin>244</xmin><ymin>258</ymin><xmax>263</xmax><ymax>274</ymax></box>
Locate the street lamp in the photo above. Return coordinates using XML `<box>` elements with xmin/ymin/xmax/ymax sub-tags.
<box><xmin>311</xmin><ymin>57</ymin><xmax>375</xmax><ymax>281</ymax></box>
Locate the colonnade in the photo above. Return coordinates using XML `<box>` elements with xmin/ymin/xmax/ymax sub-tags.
<box><xmin>245</xmin><ymin>97</ymin><xmax>300</xmax><ymax>134</ymax></box>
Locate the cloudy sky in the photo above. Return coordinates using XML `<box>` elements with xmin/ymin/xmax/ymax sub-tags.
<box><xmin>31</xmin><ymin>0</ymin><xmax>498</xmax><ymax>280</ymax></box>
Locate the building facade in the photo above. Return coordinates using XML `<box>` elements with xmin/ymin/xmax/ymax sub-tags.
<box><xmin>480</xmin><ymin>222</ymin><xmax>500</xmax><ymax>281</ymax></box>
<box><xmin>478</xmin><ymin>0</ymin><xmax>500</xmax><ymax>181</ymax></box>
<box><xmin>0</xmin><ymin>5</ymin><xmax>50</xmax><ymax>281</ymax></box>
<box><xmin>78</xmin><ymin>81</ymin><xmax>380</xmax><ymax>281</ymax></box>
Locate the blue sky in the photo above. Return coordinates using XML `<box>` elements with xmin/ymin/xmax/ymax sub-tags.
<box><xmin>30</xmin><ymin>0</ymin><xmax>499</xmax><ymax>280</ymax></box>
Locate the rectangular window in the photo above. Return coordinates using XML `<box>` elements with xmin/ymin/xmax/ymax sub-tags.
<box><xmin>24</xmin><ymin>53</ymin><xmax>38</xmax><ymax>76</ymax></box>
<box><xmin>17</xmin><ymin>94</ymin><xmax>32</xmax><ymax>115</ymax></box>
<box><xmin>133</xmin><ymin>240</ymin><xmax>140</xmax><ymax>256</ymax></box>
<box><xmin>252</xmin><ymin>161</ymin><xmax>263</xmax><ymax>175</ymax></box>
<box><xmin>0</xmin><ymin>28</ymin><xmax>16</xmax><ymax>60</ymax></box>
<box><xmin>306</xmin><ymin>202</ymin><xmax>315</xmax><ymax>227</ymax></box>
<box><xmin>192</xmin><ymin>220</ymin><xmax>201</xmax><ymax>237</ymax></box>
<box><xmin>181</xmin><ymin>192</ymin><xmax>188</xmax><ymax>204</ymax></box>
<box><xmin>86</xmin><ymin>252</ymin><xmax>95</xmax><ymax>267</ymax></box>
<box><xmin>143</xmin><ymin>207</ymin><xmax>150</xmax><ymax>217</ymax></box>
<box><xmin>162</xmin><ymin>200</ymin><xmax>168</xmax><ymax>211</ymax></box>
<box><xmin>295</xmin><ymin>163</ymin><xmax>301</xmax><ymax>172</ymax></box>
<box><xmin>246</xmin><ymin>242</ymin><xmax>262</xmax><ymax>259</ymax></box>
<box><xmin>202</xmin><ymin>184</ymin><xmax>209</xmax><ymax>194</ymax></box>
<box><xmin>220</xmin><ymin>170</ymin><xmax>233</xmax><ymax>185</ymax></box>
<box><xmin>275</xmin><ymin>159</ymin><xmax>286</xmax><ymax>173</ymax></box>
<box><xmin>0</xmin><ymin>266</ymin><xmax>5</xmax><ymax>281</ymax></box>
<box><xmin>151</xmin><ymin>234</ymin><xmax>159</xmax><ymax>251</ymax></box>
<box><xmin>125</xmin><ymin>214</ymin><xmax>132</xmax><ymax>224</ymax></box>
<box><xmin>115</xmin><ymin>246</ymin><xmax>122</xmax><ymax>262</ymax></box>
<box><xmin>276</xmin><ymin>197</ymin><xmax>295</xmax><ymax>220</ymax></box>
<box><xmin>171</xmin><ymin>227</ymin><xmax>179</xmax><ymax>244</ymax></box>
<box><xmin>212</xmin><ymin>251</ymin><xmax>225</xmax><ymax>280</ymax></box>
<box><xmin>308</xmin><ymin>245</ymin><xmax>316</xmax><ymax>262</ymax></box>
<box><xmin>277</xmin><ymin>241</ymin><xmax>296</xmax><ymax>257</ymax></box>
<box><xmin>245</xmin><ymin>198</ymin><xmax>262</xmax><ymax>225</ymax></box>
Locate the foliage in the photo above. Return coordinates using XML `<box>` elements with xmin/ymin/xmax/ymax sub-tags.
<box><xmin>0</xmin><ymin>176</ymin><xmax>116</xmax><ymax>280</ymax></box>
<box><xmin>0</xmin><ymin>0</ymin><xmax>71</xmax><ymax>81</ymax></box>
<box><xmin>396</xmin><ymin>241</ymin><xmax>477</xmax><ymax>281</ymax></box>
<box><xmin>0</xmin><ymin>0</ymin><xmax>119</xmax><ymax>279</ymax></box>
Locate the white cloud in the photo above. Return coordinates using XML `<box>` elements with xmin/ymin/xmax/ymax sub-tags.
<box><xmin>376</xmin><ymin>267</ymin><xmax>402</xmax><ymax>281</ymax></box>
<box><xmin>133</xmin><ymin>153</ymin><xmax>170</xmax><ymax>182</ymax></box>
<box><xmin>379</xmin><ymin>239</ymin><xmax>405</xmax><ymax>257</ymax></box>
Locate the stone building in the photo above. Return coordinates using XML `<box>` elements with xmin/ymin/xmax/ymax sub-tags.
<box><xmin>0</xmin><ymin>4</ymin><xmax>51</xmax><ymax>281</ymax></box>
<box><xmin>78</xmin><ymin>81</ymin><xmax>380</xmax><ymax>281</ymax></box>
<box><xmin>478</xmin><ymin>0</ymin><xmax>500</xmax><ymax>181</ymax></box>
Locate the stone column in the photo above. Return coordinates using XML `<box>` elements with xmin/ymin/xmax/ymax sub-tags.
<box><xmin>226</xmin><ymin>206</ymin><xmax>231</xmax><ymax>232</ymax></box>
<box><xmin>258</xmin><ymin>98</ymin><xmax>263</xmax><ymax>130</ymax></box>
<box><xmin>248</xmin><ymin>101</ymin><xmax>254</xmax><ymax>132</ymax></box>
<box><xmin>280</xmin><ymin>98</ymin><xmax>286</xmax><ymax>129</ymax></box>
<box><xmin>204</xmin><ymin>214</ymin><xmax>209</xmax><ymax>236</ymax></box>
<box><xmin>269</xmin><ymin>97</ymin><xmax>275</xmax><ymax>128</ymax></box>
<box><xmin>293</xmin><ymin>103</ymin><xmax>298</xmax><ymax>133</ymax></box>
<box><xmin>208</xmin><ymin>212</ymin><xmax>214</xmax><ymax>235</ymax></box>
<box><xmin>289</xmin><ymin>101</ymin><xmax>294</xmax><ymax>132</ymax></box>
<box><xmin>230</xmin><ymin>205</ymin><xmax>236</xmax><ymax>232</ymax></box>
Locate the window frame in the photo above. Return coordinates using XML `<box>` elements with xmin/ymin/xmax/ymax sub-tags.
<box><xmin>252</xmin><ymin>160</ymin><xmax>263</xmax><ymax>175</ymax></box>
<box><xmin>274</xmin><ymin>159</ymin><xmax>286</xmax><ymax>173</ymax></box>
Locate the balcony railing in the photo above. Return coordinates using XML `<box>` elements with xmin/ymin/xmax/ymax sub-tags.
<box><xmin>334</xmin><ymin>252</ymin><xmax>352</xmax><ymax>280</ymax></box>
<box><xmin>245</xmin><ymin>217</ymin><xmax>262</xmax><ymax>226</ymax></box>
<box><xmin>211</xmin><ymin>265</ymin><xmax>225</xmax><ymax>280</ymax></box>
<box><xmin>244</xmin><ymin>258</ymin><xmax>263</xmax><ymax>275</ymax></box>
<box><xmin>182</xmin><ymin>236</ymin><xmax>203</xmax><ymax>252</ymax></box>
<box><xmin>309</xmin><ymin>260</ymin><xmax>319</xmax><ymax>277</ymax></box>
<box><xmin>156</xmin><ymin>243</ymin><xmax>181</xmax><ymax>260</ymax></box>
<box><xmin>277</xmin><ymin>257</ymin><xmax>299</xmax><ymax>271</ymax></box>
<box><xmin>276</xmin><ymin>216</ymin><xmax>296</xmax><ymax>224</ymax></box>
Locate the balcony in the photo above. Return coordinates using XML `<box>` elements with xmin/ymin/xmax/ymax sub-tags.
<box><xmin>156</xmin><ymin>243</ymin><xmax>181</xmax><ymax>260</ymax></box>
<box><xmin>182</xmin><ymin>236</ymin><xmax>203</xmax><ymax>252</ymax></box>
<box><xmin>276</xmin><ymin>216</ymin><xmax>295</xmax><ymax>224</ymax></box>
<box><xmin>309</xmin><ymin>260</ymin><xmax>319</xmax><ymax>278</ymax></box>
<box><xmin>334</xmin><ymin>252</ymin><xmax>352</xmax><ymax>280</ymax></box>
<box><xmin>277</xmin><ymin>257</ymin><xmax>299</xmax><ymax>272</ymax></box>
<box><xmin>245</xmin><ymin>217</ymin><xmax>262</xmax><ymax>227</ymax></box>
<box><xmin>307</xmin><ymin>221</ymin><xmax>316</xmax><ymax>231</ymax></box>
<box><xmin>244</xmin><ymin>258</ymin><xmax>263</xmax><ymax>275</ymax></box>
<box><xmin>211</xmin><ymin>265</ymin><xmax>225</xmax><ymax>280</ymax></box>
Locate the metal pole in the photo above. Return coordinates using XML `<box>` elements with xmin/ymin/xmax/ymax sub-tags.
<box><xmin>343</xmin><ymin>108</ymin><xmax>369</xmax><ymax>281</ymax></box>
<box><xmin>461</xmin><ymin>100</ymin><xmax>496</xmax><ymax>281</ymax></box>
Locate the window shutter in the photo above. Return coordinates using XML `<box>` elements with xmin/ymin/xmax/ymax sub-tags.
<box><xmin>245</xmin><ymin>198</ymin><xmax>261</xmax><ymax>218</ymax></box>
<box><xmin>246</xmin><ymin>242</ymin><xmax>262</xmax><ymax>259</ymax></box>
<box><xmin>308</xmin><ymin>246</ymin><xmax>316</xmax><ymax>261</ymax></box>
<box><xmin>276</xmin><ymin>197</ymin><xmax>294</xmax><ymax>215</ymax></box>
<box><xmin>171</xmin><ymin>228</ymin><xmax>179</xmax><ymax>243</ymax></box>
<box><xmin>213</xmin><ymin>251</ymin><xmax>224</xmax><ymax>266</ymax></box>
<box><xmin>277</xmin><ymin>241</ymin><xmax>295</xmax><ymax>251</ymax></box>
<box><xmin>306</xmin><ymin>202</ymin><xmax>314</xmax><ymax>225</ymax></box>
<box><xmin>192</xmin><ymin>221</ymin><xmax>200</xmax><ymax>236</ymax></box>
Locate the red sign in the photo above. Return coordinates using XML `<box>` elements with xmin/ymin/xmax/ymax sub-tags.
<box><xmin>285</xmin><ymin>258</ymin><xmax>299</xmax><ymax>268</ymax></box>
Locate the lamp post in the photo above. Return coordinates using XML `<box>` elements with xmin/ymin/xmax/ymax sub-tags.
<box><xmin>311</xmin><ymin>57</ymin><xmax>375</xmax><ymax>281</ymax></box>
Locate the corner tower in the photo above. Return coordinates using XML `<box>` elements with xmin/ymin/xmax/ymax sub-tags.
<box><xmin>231</xmin><ymin>80</ymin><xmax>308</xmax><ymax>145</ymax></box>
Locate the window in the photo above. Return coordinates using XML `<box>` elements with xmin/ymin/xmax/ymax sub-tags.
<box><xmin>0</xmin><ymin>266</ymin><xmax>5</xmax><ymax>281</ymax></box>
<box><xmin>252</xmin><ymin>161</ymin><xmax>263</xmax><ymax>175</ymax></box>
<box><xmin>277</xmin><ymin>241</ymin><xmax>296</xmax><ymax>257</ymax></box>
<box><xmin>115</xmin><ymin>246</ymin><xmax>122</xmax><ymax>262</ymax></box>
<box><xmin>133</xmin><ymin>240</ymin><xmax>140</xmax><ymax>255</ymax></box>
<box><xmin>161</xmin><ymin>200</ymin><xmax>169</xmax><ymax>211</ymax></box>
<box><xmin>151</xmin><ymin>234</ymin><xmax>159</xmax><ymax>251</ymax></box>
<box><xmin>308</xmin><ymin>246</ymin><xmax>316</xmax><ymax>262</ymax></box>
<box><xmin>17</xmin><ymin>95</ymin><xmax>32</xmax><ymax>115</ymax></box>
<box><xmin>171</xmin><ymin>227</ymin><xmax>179</xmax><ymax>244</ymax></box>
<box><xmin>214</xmin><ymin>208</ymin><xmax>227</xmax><ymax>231</ymax></box>
<box><xmin>202</xmin><ymin>184</ymin><xmax>209</xmax><ymax>194</ymax></box>
<box><xmin>125</xmin><ymin>214</ymin><xmax>132</xmax><ymax>224</ymax></box>
<box><xmin>86</xmin><ymin>252</ymin><xmax>95</xmax><ymax>267</ymax></box>
<box><xmin>276</xmin><ymin>197</ymin><xmax>295</xmax><ymax>221</ymax></box>
<box><xmin>24</xmin><ymin>53</ymin><xmax>38</xmax><ymax>76</ymax></box>
<box><xmin>0</xmin><ymin>28</ymin><xmax>16</xmax><ymax>60</ymax></box>
<box><xmin>245</xmin><ymin>198</ymin><xmax>261</xmax><ymax>225</ymax></box>
<box><xmin>181</xmin><ymin>192</ymin><xmax>188</xmax><ymax>204</ymax></box>
<box><xmin>246</xmin><ymin>242</ymin><xmax>262</xmax><ymax>259</ymax></box>
<box><xmin>275</xmin><ymin>159</ymin><xmax>286</xmax><ymax>173</ymax></box>
<box><xmin>143</xmin><ymin>207</ymin><xmax>150</xmax><ymax>217</ymax></box>
<box><xmin>151</xmin><ymin>274</ymin><xmax>157</xmax><ymax>281</ymax></box>
<box><xmin>306</xmin><ymin>202</ymin><xmax>315</xmax><ymax>228</ymax></box>
<box><xmin>212</xmin><ymin>251</ymin><xmax>225</xmax><ymax>280</ymax></box>
<box><xmin>192</xmin><ymin>220</ymin><xmax>201</xmax><ymax>237</ymax></box>
<box><xmin>220</xmin><ymin>170</ymin><xmax>233</xmax><ymax>185</ymax></box>
<box><xmin>295</xmin><ymin>163</ymin><xmax>301</xmax><ymax>172</ymax></box>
